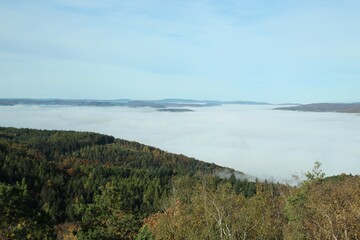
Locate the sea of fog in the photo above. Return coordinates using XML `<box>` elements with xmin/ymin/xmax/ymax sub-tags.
<box><xmin>0</xmin><ymin>104</ymin><xmax>359</xmax><ymax>181</ymax></box>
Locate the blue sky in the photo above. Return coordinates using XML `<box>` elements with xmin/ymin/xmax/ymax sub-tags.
<box><xmin>0</xmin><ymin>0</ymin><xmax>359</xmax><ymax>103</ymax></box>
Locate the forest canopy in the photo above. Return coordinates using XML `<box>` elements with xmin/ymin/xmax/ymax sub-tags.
<box><xmin>0</xmin><ymin>127</ymin><xmax>359</xmax><ymax>239</ymax></box>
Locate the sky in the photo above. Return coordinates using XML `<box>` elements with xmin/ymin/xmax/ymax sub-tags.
<box><xmin>0</xmin><ymin>0</ymin><xmax>359</xmax><ymax>103</ymax></box>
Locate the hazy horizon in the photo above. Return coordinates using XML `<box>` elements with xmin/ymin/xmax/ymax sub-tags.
<box><xmin>1</xmin><ymin>97</ymin><xmax>359</xmax><ymax>106</ymax></box>
<box><xmin>1</xmin><ymin>104</ymin><xmax>359</xmax><ymax>181</ymax></box>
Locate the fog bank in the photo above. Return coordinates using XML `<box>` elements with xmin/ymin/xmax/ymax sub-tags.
<box><xmin>1</xmin><ymin>105</ymin><xmax>359</xmax><ymax>180</ymax></box>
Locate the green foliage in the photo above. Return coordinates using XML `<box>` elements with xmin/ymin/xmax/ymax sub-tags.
<box><xmin>0</xmin><ymin>180</ymin><xmax>54</xmax><ymax>239</ymax></box>
<box><xmin>0</xmin><ymin>127</ymin><xmax>229</xmax><ymax>237</ymax></box>
<box><xmin>136</xmin><ymin>225</ymin><xmax>156</xmax><ymax>240</ymax></box>
<box><xmin>1</xmin><ymin>127</ymin><xmax>359</xmax><ymax>239</ymax></box>
<box><xmin>305</xmin><ymin>160</ymin><xmax>325</xmax><ymax>181</ymax></box>
<box><xmin>75</xmin><ymin>183</ymin><xmax>139</xmax><ymax>239</ymax></box>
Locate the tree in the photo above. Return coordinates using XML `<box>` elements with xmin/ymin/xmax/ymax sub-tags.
<box><xmin>305</xmin><ymin>161</ymin><xmax>325</xmax><ymax>181</ymax></box>
<box><xmin>75</xmin><ymin>183</ymin><xmax>139</xmax><ymax>240</ymax></box>
<box><xmin>0</xmin><ymin>180</ymin><xmax>54</xmax><ymax>239</ymax></box>
<box><xmin>285</xmin><ymin>165</ymin><xmax>360</xmax><ymax>239</ymax></box>
<box><xmin>150</xmin><ymin>176</ymin><xmax>285</xmax><ymax>240</ymax></box>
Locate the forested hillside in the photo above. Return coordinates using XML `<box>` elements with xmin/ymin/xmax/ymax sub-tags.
<box><xmin>275</xmin><ymin>103</ymin><xmax>360</xmax><ymax>113</ymax></box>
<box><xmin>0</xmin><ymin>127</ymin><xmax>359</xmax><ymax>239</ymax></box>
<box><xmin>0</xmin><ymin>127</ymin><xmax>254</xmax><ymax>239</ymax></box>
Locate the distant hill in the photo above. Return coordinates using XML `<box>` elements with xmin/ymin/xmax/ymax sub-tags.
<box><xmin>0</xmin><ymin>98</ymin><xmax>270</xmax><ymax>109</ymax></box>
<box><xmin>275</xmin><ymin>103</ymin><xmax>360</xmax><ymax>113</ymax></box>
<box><xmin>157</xmin><ymin>108</ymin><xmax>194</xmax><ymax>112</ymax></box>
<box><xmin>223</xmin><ymin>100</ymin><xmax>270</xmax><ymax>105</ymax></box>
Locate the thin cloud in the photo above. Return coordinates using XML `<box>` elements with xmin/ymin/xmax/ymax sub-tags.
<box><xmin>1</xmin><ymin>1</ymin><xmax>360</xmax><ymax>101</ymax></box>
